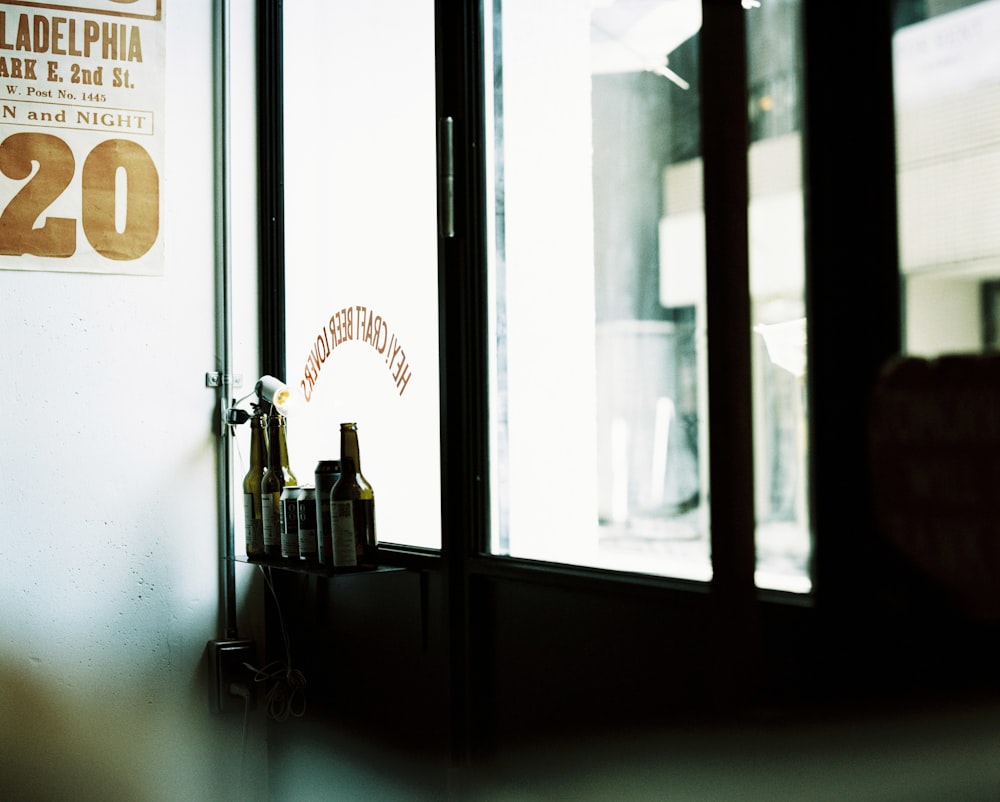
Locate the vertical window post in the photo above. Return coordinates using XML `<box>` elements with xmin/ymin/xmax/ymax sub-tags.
<box><xmin>701</xmin><ymin>0</ymin><xmax>759</xmax><ymax>703</ymax></box>
<box><xmin>257</xmin><ymin>0</ymin><xmax>286</xmax><ymax>378</ymax></box>
<box><xmin>803</xmin><ymin>2</ymin><xmax>900</xmax><ymax>655</ymax></box>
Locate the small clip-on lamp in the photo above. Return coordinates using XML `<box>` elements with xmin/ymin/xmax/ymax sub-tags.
<box><xmin>255</xmin><ymin>375</ymin><xmax>291</xmax><ymax>415</ymax></box>
<box><xmin>225</xmin><ymin>374</ymin><xmax>292</xmax><ymax>425</ymax></box>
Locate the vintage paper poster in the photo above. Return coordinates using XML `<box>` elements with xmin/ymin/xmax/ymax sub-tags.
<box><xmin>0</xmin><ymin>1</ymin><xmax>165</xmax><ymax>275</ymax></box>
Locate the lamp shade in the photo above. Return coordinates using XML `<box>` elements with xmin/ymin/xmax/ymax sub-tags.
<box><xmin>256</xmin><ymin>375</ymin><xmax>291</xmax><ymax>415</ymax></box>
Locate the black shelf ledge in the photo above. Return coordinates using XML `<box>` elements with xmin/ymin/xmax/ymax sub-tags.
<box><xmin>233</xmin><ymin>555</ymin><xmax>403</xmax><ymax>578</ymax></box>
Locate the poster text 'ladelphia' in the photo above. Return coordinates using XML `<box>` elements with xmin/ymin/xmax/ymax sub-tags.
<box><xmin>0</xmin><ymin>13</ymin><xmax>143</xmax><ymax>63</ymax></box>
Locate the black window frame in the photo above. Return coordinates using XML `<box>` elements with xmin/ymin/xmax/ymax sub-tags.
<box><xmin>255</xmin><ymin>0</ymin><xmax>903</xmax><ymax>761</ymax></box>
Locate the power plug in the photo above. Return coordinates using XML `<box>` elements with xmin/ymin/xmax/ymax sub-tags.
<box><xmin>207</xmin><ymin>639</ymin><xmax>256</xmax><ymax>714</ymax></box>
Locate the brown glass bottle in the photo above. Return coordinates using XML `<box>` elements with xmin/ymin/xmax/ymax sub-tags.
<box><xmin>330</xmin><ymin>423</ymin><xmax>377</xmax><ymax>567</ymax></box>
<box><xmin>276</xmin><ymin>413</ymin><xmax>298</xmax><ymax>486</ymax></box>
<box><xmin>260</xmin><ymin>410</ymin><xmax>286</xmax><ymax>559</ymax></box>
<box><xmin>242</xmin><ymin>405</ymin><xmax>266</xmax><ymax>559</ymax></box>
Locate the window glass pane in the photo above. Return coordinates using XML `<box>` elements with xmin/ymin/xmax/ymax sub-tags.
<box><xmin>488</xmin><ymin>0</ymin><xmax>711</xmax><ymax>580</ymax></box>
<box><xmin>281</xmin><ymin>1</ymin><xmax>440</xmax><ymax>549</ymax></box>
<box><xmin>747</xmin><ymin>0</ymin><xmax>811</xmax><ymax>592</ymax></box>
<box><xmin>894</xmin><ymin>0</ymin><xmax>1000</xmax><ymax>356</ymax></box>
<box><xmin>488</xmin><ymin>0</ymin><xmax>811</xmax><ymax>590</ymax></box>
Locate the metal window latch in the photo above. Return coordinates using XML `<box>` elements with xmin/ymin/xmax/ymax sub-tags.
<box><xmin>205</xmin><ymin>372</ymin><xmax>243</xmax><ymax>389</ymax></box>
<box><xmin>438</xmin><ymin>116</ymin><xmax>455</xmax><ymax>238</ymax></box>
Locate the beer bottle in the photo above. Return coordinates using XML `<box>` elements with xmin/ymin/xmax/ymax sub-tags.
<box><xmin>242</xmin><ymin>405</ymin><xmax>266</xmax><ymax>559</ymax></box>
<box><xmin>277</xmin><ymin>414</ymin><xmax>298</xmax><ymax>486</ymax></box>
<box><xmin>261</xmin><ymin>410</ymin><xmax>286</xmax><ymax>559</ymax></box>
<box><xmin>330</xmin><ymin>422</ymin><xmax>377</xmax><ymax>567</ymax></box>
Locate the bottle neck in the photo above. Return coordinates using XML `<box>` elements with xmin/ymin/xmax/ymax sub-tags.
<box><xmin>249</xmin><ymin>415</ymin><xmax>265</xmax><ymax>467</ymax></box>
<box><xmin>267</xmin><ymin>414</ymin><xmax>283</xmax><ymax>471</ymax></box>
<box><xmin>276</xmin><ymin>415</ymin><xmax>297</xmax><ymax>484</ymax></box>
<box><xmin>341</xmin><ymin>428</ymin><xmax>361</xmax><ymax>475</ymax></box>
<box><xmin>278</xmin><ymin>420</ymin><xmax>291</xmax><ymax>465</ymax></box>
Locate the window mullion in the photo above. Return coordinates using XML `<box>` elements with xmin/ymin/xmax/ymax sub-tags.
<box><xmin>257</xmin><ymin>0</ymin><xmax>286</xmax><ymax>379</ymax></box>
<box><xmin>700</xmin><ymin>0</ymin><xmax>759</xmax><ymax>698</ymax></box>
<box><xmin>437</xmin><ymin>0</ymin><xmax>490</xmax><ymax>766</ymax></box>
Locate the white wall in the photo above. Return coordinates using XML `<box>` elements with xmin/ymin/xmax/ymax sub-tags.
<box><xmin>0</xmin><ymin>3</ymin><xmax>266</xmax><ymax>800</ymax></box>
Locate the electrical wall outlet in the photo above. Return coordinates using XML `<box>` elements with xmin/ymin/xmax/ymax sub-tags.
<box><xmin>207</xmin><ymin>638</ymin><xmax>256</xmax><ymax>714</ymax></box>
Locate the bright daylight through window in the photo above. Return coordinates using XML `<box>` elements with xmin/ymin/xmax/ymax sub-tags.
<box><xmin>487</xmin><ymin>0</ymin><xmax>811</xmax><ymax>592</ymax></box>
<box><xmin>279</xmin><ymin>0</ymin><xmax>441</xmax><ymax>551</ymax></box>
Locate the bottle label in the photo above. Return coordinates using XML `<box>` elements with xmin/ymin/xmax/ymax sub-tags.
<box><xmin>243</xmin><ymin>493</ymin><xmax>263</xmax><ymax>556</ymax></box>
<box><xmin>262</xmin><ymin>494</ymin><xmax>280</xmax><ymax>549</ymax></box>
<box><xmin>331</xmin><ymin>499</ymin><xmax>357</xmax><ymax>567</ymax></box>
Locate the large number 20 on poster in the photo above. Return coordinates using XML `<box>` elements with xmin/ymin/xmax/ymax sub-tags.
<box><xmin>0</xmin><ymin>1</ymin><xmax>164</xmax><ymax>275</ymax></box>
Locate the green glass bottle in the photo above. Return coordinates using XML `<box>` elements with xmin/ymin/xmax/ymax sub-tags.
<box><xmin>260</xmin><ymin>410</ymin><xmax>286</xmax><ymax>559</ymax></box>
<box><xmin>330</xmin><ymin>423</ymin><xmax>377</xmax><ymax>568</ymax></box>
<box><xmin>242</xmin><ymin>405</ymin><xmax>266</xmax><ymax>559</ymax></box>
<box><xmin>277</xmin><ymin>413</ymin><xmax>298</xmax><ymax>486</ymax></box>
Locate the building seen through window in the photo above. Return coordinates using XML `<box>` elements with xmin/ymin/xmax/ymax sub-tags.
<box><xmin>894</xmin><ymin>0</ymin><xmax>1000</xmax><ymax>356</ymax></box>
<box><xmin>488</xmin><ymin>0</ymin><xmax>811</xmax><ymax>591</ymax></box>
